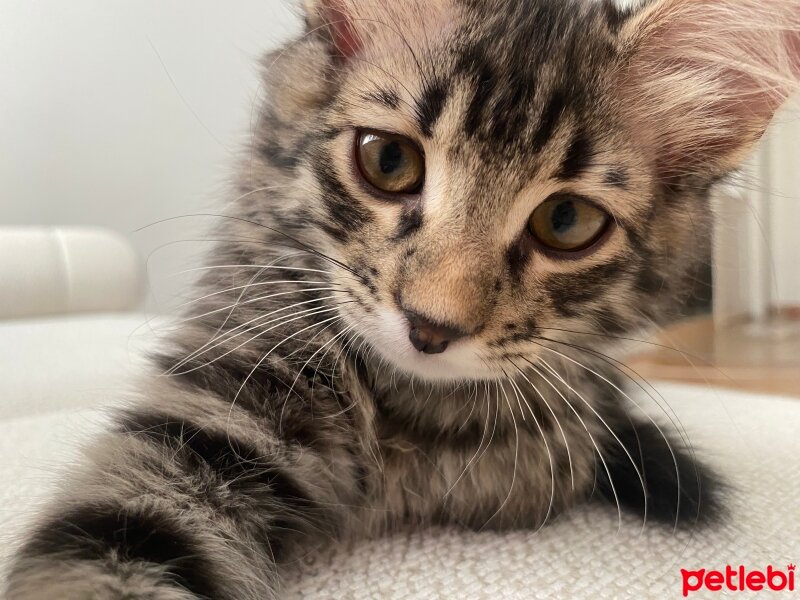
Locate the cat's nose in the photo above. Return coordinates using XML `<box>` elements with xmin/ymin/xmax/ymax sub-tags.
<box><xmin>403</xmin><ymin>310</ymin><xmax>467</xmax><ymax>355</ymax></box>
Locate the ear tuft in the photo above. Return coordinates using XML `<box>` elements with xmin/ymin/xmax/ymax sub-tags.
<box><xmin>304</xmin><ymin>0</ymin><xmax>362</xmax><ymax>60</ymax></box>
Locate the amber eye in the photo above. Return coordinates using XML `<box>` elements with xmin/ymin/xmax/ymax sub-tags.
<box><xmin>355</xmin><ymin>130</ymin><xmax>425</xmax><ymax>195</ymax></box>
<box><xmin>529</xmin><ymin>194</ymin><xmax>611</xmax><ymax>253</ymax></box>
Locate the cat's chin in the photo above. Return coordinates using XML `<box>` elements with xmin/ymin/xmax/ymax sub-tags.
<box><xmin>352</xmin><ymin>308</ymin><xmax>499</xmax><ymax>383</ymax></box>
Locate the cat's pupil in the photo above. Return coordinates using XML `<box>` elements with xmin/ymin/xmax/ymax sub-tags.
<box><xmin>380</xmin><ymin>142</ymin><xmax>404</xmax><ymax>174</ymax></box>
<box><xmin>551</xmin><ymin>201</ymin><xmax>578</xmax><ymax>234</ymax></box>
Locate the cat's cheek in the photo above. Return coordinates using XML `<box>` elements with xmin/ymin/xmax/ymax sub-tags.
<box><xmin>351</xmin><ymin>306</ymin><xmax>497</xmax><ymax>382</ymax></box>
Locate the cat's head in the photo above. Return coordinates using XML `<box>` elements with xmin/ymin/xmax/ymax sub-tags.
<box><xmin>246</xmin><ymin>0</ymin><xmax>799</xmax><ymax>382</ymax></box>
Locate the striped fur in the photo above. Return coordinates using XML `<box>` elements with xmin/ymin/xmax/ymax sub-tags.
<box><xmin>7</xmin><ymin>0</ymin><xmax>799</xmax><ymax>597</ymax></box>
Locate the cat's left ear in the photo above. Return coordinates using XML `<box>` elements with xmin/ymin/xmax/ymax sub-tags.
<box><xmin>303</xmin><ymin>0</ymin><xmax>454</xmax><ymax>63</ymax></box>
<box><xmin>617</xmin><ymin>0</ymin><xmax>800</xmax><ymax>180</ymax></box>
<box><xmin>303</xmin><ymin>0</ymin><xmax>362</xmax><ymax>60</ymax></box>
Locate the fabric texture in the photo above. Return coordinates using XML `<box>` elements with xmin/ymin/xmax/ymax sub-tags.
<box><xmin>0</xmin><ymin>315</ymin><xmax>797</xmax><ymax>599</ymax></box>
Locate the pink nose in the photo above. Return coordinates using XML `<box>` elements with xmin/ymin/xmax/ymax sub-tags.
<box><xmin>403</xmin><ymin>310</ymin><xmax>467</xmax><ymax>355</ymax></box>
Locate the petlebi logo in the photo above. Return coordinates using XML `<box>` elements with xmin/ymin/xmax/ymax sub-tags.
<box><xmin>681</xmin><ymin>564</ymin><xmax>796</xmax><ymax>597</ymax></box>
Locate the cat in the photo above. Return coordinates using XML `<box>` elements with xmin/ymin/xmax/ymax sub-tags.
<box><xmin>6</xmin><ymin>0</ymin><xmax>800</xmax><ymax>598</ymax></box>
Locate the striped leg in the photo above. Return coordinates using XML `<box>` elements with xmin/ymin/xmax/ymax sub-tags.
<box><xmin>5</xmin><ymin>384</ymin><xmax>364</xmax><ymax>600</ymax></box>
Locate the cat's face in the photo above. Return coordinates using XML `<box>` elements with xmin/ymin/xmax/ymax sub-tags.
<box><xmin>251</xmin><ymin>0</ymin><xmax>797</xmax><ymax>382</ymax></box>
<box><xmin>316</xmin><ymin>4</ymin><xmax>685</xmax><ymax>383</ymax></box>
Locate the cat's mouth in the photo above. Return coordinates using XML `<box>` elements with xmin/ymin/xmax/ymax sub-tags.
<box><xmin>356</xmin><ymin>307</ymin><xmax>498</xmax><ymax>382</ymax></box>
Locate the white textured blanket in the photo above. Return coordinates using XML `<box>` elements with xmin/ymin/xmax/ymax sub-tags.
<box><xmin>1</xmin><ymin>316</ymin><xmax>798</xmax><ymax>599</ymax></box>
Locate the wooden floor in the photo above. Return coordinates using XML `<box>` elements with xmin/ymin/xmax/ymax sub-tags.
<box><xmin>628</xmin><ymin>314</ymin><xmax>800</xmax><ymax>398</ymax></box>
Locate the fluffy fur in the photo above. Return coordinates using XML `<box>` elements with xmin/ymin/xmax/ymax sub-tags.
<box><xmin>6</xmin><ymin>1</ymin><xmax>799</xmax><ymax>598</ymax></box>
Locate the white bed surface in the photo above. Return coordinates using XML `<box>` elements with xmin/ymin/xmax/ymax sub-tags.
<box><xmin>0</xmin><ymin>314</ymin><xmax>151</xmax><ymax>420</ymax></box>
<box><xmin>1</xmin><ymin>315</ymin><xmax>798</xmax><ymax>599</ymax></box>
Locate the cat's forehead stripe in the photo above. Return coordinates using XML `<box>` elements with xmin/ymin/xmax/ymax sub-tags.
<box><xmin>531</xmin><ymin>90</ymin><xmax>566</xmax><ymax>154</ymax></box>
<box><xmin>415</xmin><ymin>77</ymin><xmax>450</xmax><ymax>138</ymax></box>
<box><xmin>556</xmin><ymin>130</ymin><xmax>594</xmax><ymax>181</ymax></box>
<box><xmin>455</xmin><ymin>43</ymin><xmax>498</xmax><ymax>140</ymax></box>
<box><xmin>363</xmin><ymin>89</ymin><xmax>401</xmax><ymax>111</ymax></box>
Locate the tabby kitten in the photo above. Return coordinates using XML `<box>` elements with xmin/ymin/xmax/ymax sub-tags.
<box><xmin>7</xmin><ymin>0</ymin><xmax>800</xmax><ymax>598</ymax></box>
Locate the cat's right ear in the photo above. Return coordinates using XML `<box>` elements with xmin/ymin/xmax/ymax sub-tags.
<box><xmin>303</xmin><ymin>0</ymin><xmax>363</xmax><ymax>61</ymax></box>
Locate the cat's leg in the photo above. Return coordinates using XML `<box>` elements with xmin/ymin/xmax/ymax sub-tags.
<box><xmin>5</xmin><ymin>382</ymin><xmax>366</xmax><ymax>600</ymax></box>
<box><xmin>594</xmin><ymin>418</ymin><xmax>726</xmax><ymax>528</ymax></box>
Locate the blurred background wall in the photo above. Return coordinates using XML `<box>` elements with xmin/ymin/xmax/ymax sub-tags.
<box><xmin>0</xmin><ymin>0</ymin><xmax>299</xmax><ymax>303</ymax></box>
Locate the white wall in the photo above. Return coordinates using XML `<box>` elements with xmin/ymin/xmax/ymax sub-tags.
<box><xmin>764</xmin><ymin>101</ymin><xmax>800</xmax><ymax>306</ymax></box>
<box><xmin>0</xmin><ymin>1</ymin><xmax>301</xmax><ymax>302</ymax></box>
<box><xmin>715</xmin><ymin>100</ymin><xmax>800</xmax><ymax>322</ymax></box>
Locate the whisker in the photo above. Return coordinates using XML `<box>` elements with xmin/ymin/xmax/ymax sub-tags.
<box><xmin>530</xmin><ymin>357</ymin><xmax>626</xmax><ymax>533</ymax></box>
<box><xmin>481</xmin><ymin>378</ymin><xmax>520</xmax><ymax>528</ymax></box>
<box><xmin>456</xmin><ymin>381</ymin><xmax>481</xmax><ymax>434</ymax></box>
<box><xmin>178</xmin><ymin>287</ymin><xmax>346</xmax><ymax>325</ymax></box>
<box><xmin>533</xmin><ymin>340</ymin><xmax>682</xmax><ymax>533</ymax></box>
<box><xmin>504</xmin><ymin>374</ymin><xmax>556</xmax><ymax>533</ymax></box>
<box><xmin>533</xmin><ymin>355</ymin><xmax>647</xmax><ymax>534</ymax></box>
<box><xmin>166</xmin><ymin>294</ymin><xmax>349</xmax><ymax>373</ymax></box>
<box><xmin>534</xmin><ymin>326</ymin><xmax>725</xmax><ymax>373</ymax></box>
<box><xmin>169</xmin><ymin>263</ymin><xmax>359</xmax><ymax>284</ymax></box>
<box><xmin>508</xmin><ymin>360</ymin><xmax>576</xmax><ymax>492</ymax></box>
<box><xmin>523</xmin><ymin>358</ymin><xmax>622</xmax><ymax>531</ymax></box>
<box><xmin>472</xmin><ymin>384</ymin><xmax>502</xmax><ymax>476</ymax></box>
<box><xmin>207</xmin><ymin>256</ymin><xmax>301</xmax><ymax>348</ymax></box>
<box><xmin>166</xmin><ymin>298</ymin><xmax>338</xmax><ymax>375</ymax></box>
<box><xmin>175</xmin><ymin>280</ymin><xmax>342</xmax><ymax>310</ymax></box>
<box><xmin>168</xmin><ymin>302</ymin><xmax>352</xmax><ymax>377</ymax></box>
<box><xmin>284</xmin><ymin>321</ymin><xmax>354</xmax><ymax>403</ymax></box>
<box><xmin>278</xmin><ymin>317</ymin><xmax>350</xmax><ymax>429</ymax></box>
<box><xmin>327</xmin><ymin>326</ymin><xmax>362</xmax><ymax>388</ymax></box>
<box><xmin>540</xmin><ymin>332</ymin><xmax>699</xmax><ymax>467</ymax></box>
<box><xmin>307</xmin><ymin>322</ymin><xmax>358</xmax><ymax>398</ymax></box>
<box><xmin>136</xmin><ymin>213</ymin><xmax>362</xmax><ymax>279</ymax></box>
<box><xmin>226</xmin><ymin>312</ymin><xmax>348</xmax><ymax>434</ymax></box>
<box><xmin>444</xmin><ymin>383</ymin><xmax>496</xmax><ymax>498</ymax></box>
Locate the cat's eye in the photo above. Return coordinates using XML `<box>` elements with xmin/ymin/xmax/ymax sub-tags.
<box><xmin>529</xmin><ymin>194</ymin><xmax>611</xmax><ymax>254</ymax></box>
<box><xmin>355</xmin><ymin>130</ymin><xmax>425</xmax><ymax>195</ymax></box>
